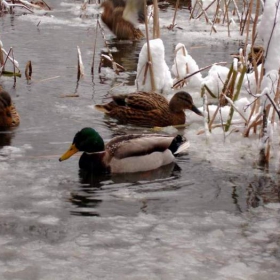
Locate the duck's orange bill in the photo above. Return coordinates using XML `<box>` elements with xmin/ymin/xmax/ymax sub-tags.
<box><xmin>59</xmin><ymin>144</ymin><xmax>79</xmax><ymax>161</ymax></box>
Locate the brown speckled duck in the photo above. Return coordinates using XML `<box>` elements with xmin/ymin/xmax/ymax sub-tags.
<box><xmin>100</xmin><ymin>0</ymin><xmax>147</xmax><ymax>40</ymax></box>
<box><xmin>59</xmin><ymin>127</ymin><xmax>189</xmax><ymax>173</ymax></box>
<box><xmin>95</xmin><ymin>91</ymin><xmax>203</xmax><ymax>127</ymax></box>
<box><xmin>0</xmin><ymin>90</ymin><xmax>20</xmax><ymax>127</ymax></box>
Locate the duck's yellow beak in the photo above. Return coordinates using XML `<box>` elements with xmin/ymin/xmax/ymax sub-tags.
<box><xmin>59</xmin><ymin>144</ymin><xmax>79</xmax><ymax>162</ymax></box>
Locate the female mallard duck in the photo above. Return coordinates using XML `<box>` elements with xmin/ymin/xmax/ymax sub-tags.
<box><xmin>0</xmin><ymin>90</ymin><xmax>20</xmax><ymax>127</ymax></box>
<box><xmin>100</xmin><ymin>0</ymin><xmax>146</xmax><ymax>40</ymax></box>
<box><xmin>95</xmin><ymin>91</ymin><xmax>203</xmax><ymax>127</ymax></box>
<box><xmin>59</xmin><ymin>127</ymin><xmax>189</xmax><ymax>173</ymax></box>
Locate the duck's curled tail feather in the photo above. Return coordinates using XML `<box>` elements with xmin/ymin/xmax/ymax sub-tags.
<box><xmin>95</xmin><ymin>101</ymin><xmax>118</xmax><ymax>114</ymax></box>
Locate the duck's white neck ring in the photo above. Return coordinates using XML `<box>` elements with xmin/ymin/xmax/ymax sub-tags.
<box><xmin>85</xmin><ymin>151</ymin><xmax>104</xmax><ymax>155</ymax></box>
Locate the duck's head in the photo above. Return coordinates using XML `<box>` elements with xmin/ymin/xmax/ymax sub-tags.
<box><xmin>0</xmin><ymin>90</ymin><xmax>12</xmax><ymax>106</ymax></box>
<box><xmin>169</xmin><ymin>91</ymin><xmax>203</xmax><ymax>116</ymax></box>
<box><xmin>59</xmin><ymin>128</ymin><xmax>105</xmax><ymax>162</ymax></box>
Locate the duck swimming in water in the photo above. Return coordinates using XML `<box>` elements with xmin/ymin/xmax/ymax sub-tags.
<box><xmin>100</xmin><ymin>0</ymin><xmax>154</xmax><ymax>40</ymax></box>
<box><xmin>95</xmin><ymin>91</ymin><xmax>203</xmax><ymax>128</ymax></box>
<box><xmin>59</xmin><ymin>127</ymin><xmax>189</xmax><ymax>173</ymax></box>
<box><xmin>0</xmin><ymin>90</ymin><xmax>20</xmax><ymax>128</ymax></box>
<box><xmin>100</xmin><ymin>0</ymin><xmax>143</xmax><ymax>40</ymax></box>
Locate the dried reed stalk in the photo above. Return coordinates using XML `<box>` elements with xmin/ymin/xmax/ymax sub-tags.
<box><xmin>40</xmin><ymin>0</ymin><xmax>51</xmax><ymax>10</ymax></box>
<box><xmin>219</xmin><ymin>62</ymin><xmax>233</xmax><ymax>106</ymax></box>
<box><xmin>1</xmin><ymin>0</ymin><xmax>34</xmax><ymax>13</ymax></box>
<box><xmin>244</xmin><ymin>0</ymin><xmax>253</xmax><ymax>45</ymax></box>
<box><xmin>208</xmin><ymin>104</ymin><xmax>220</xmax><ymax>131</ymax></box>
<box><xmin>202</xmin><ymin>86</ymin><xmax>210</xmax><ymax>137</ymax></box>
<box><xmin>250</xmin><ymin>0</ymin><xmax>261</xmax><ymax>89</ymax></box>
<box><xmin>77</xmin><ymin>46</ymin><xmax>84</xmax><ymax>81</ymax></box>
<box><xmin>231</xmin><ymin>0</ymin><xmax>241</xmax><ymax>22</ymax></box>
<box><xmin>224</xmin><ymin>0</ymin><xmax>231</xmax><ymax>37</ymax></box>
<box><xmin>2</xmin><ymin>47</ymin><xmax>20</xmax><ymax>72</ymax></box>
<box><xmin>144</xmin><ymin>0</ymin><xmax>156</xmax><ymax>91</ymax></box>
<box><xmin>204</xmin><ymin>84</ymin><xmax>217</xmax><ymax>98</ymax></box>
<box><xmin>265</xmin><ymin>0</ymin><xmax>280</xmax><ymax>64</ymax></box>
<box><xmin>240</xmin><ymin>1</ymin><xmax>249</xmax><ymax>36</ymax></box>
<box><xmin>25</xmin><ymin>60</ymin><xmax>32</xmax><ymax>80</ymax></box>
<box><xmin>270</xmin><ymin>68</ymin><xmax>280</xmax><ymax>124</ymax></box>
<box><xmin>189</xmin><ymin>0</ymin><xmax>199</xmax><ymax>19</ymax></box>
<box><xmin>194</xmin><ymin>0</ymin><xmax>216</xmax><ymax>20</ymax></box>
<box><xmin>210</xmin><ymin>0</ymin><xmax>220</xmax><ymax>35</ymax></box>
<box><xmin>91</xmin><ymin>15</ymin><xmax>99</xmax><ymax>76</ymax></box>
<box><xmin>224</xmin><ymin>64</ymin><xmax>247</xmax><ymax>132</ymax></box>
<box><xmin>0</xmin><ymin>45</ymin><xmax>4</xmax><ymax>73</ymax></box>
<box><xmin>10</xmin><ymin>48</ymin><xmax>16</xmax><ymax>86</ymax></box>
<box><xmin>153</xmin><ymin>0</ymin><xmax>160</xmax><ymax>38</ymax></box>
<box><xmin>197</xmin><ymin>0</ymin><xmax>217</xmax><ymax>32</ymax></box>
<box><xmin>168</xmin><ymin>0</ymin><xmax>180</xmax><ymax>30</ymax></box>
<box><xmin>197</xmin><ymin>120</ymin><xmax>245</xmax><ymax>135</ymax></box>
<box><xmin>100</xmin><ymin>54</ymin><xmax>125</xmax><ymax>72</ymax></box>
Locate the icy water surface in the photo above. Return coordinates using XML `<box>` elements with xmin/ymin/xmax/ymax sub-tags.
<box><xmin>0</xmin><ymin>1</ymin><xmax>280</xmax><ymax>279</ymax></box>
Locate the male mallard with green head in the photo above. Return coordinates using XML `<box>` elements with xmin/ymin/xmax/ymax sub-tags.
<box><xmin>95</xmin><ymin>91</ymin><xmax>203</xmax><ymax>127</ymax></box>
<box><xmin>59</xmin><ymin>127</ymin><xmax>189</xmax><ymax>173</ymax></box>
<box><xmin>0</xmin><ymin>90</ymin><xmax>20</xmax><ymax>127</ymax></box>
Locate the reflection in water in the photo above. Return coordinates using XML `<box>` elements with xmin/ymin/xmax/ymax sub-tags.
<box><xmin>79</xmin><ymin>169</ymin><xmax>110</xmax><ymax>188</ymax></box>
<box><xmin>247</xmin><ymin>174</ymin><xmax>280</xmax><ymax>208</ymax></box>
<box><xmin>69</xmin><ymin>163</ymin><xmax>181</xmax><ymax>216</ymax></box>
<box><xmin>112</xmin><ymin>162</ymin><xmax>181</xmax><ymax>183</ymax></box>
<box><xmin>231</xmin><ymin>186</ymin><xmax>242</xmax><ymax>213</ymax></box>
<box><xmin>99</xmin><ymin>39</ymin><xmax>143</xmax><ymax>85</ymax></box>
<box><xmin>0</xmin><ymin>129</ymin><xmax>15</xmax><ymax>147</ymax></box>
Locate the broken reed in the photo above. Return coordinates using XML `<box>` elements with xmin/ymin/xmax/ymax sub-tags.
<box><xmin>0</xmin><ymin>46</ymin><xmax>21</xmax><ymax>89</ymax></box>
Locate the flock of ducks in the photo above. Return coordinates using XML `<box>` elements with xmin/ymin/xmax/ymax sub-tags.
<box><xmin>1</xmin><ymin>0</ymin><xmax>203</xmax><ymax>174</ymax></box>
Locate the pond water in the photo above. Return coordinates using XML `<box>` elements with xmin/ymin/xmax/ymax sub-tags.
<box><xmin>0</xmin><ymin>1</ymin><xmax>280</xmax><ymax>279</ymax></box>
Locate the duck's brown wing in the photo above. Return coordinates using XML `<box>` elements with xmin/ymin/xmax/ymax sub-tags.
<box><xmin>95</xmin><ymin>92</ymin><xmax>171</xmax><ymax>127</ymax></box>
<box><xmin>96</xmin><ymin>92</ymin><xmax>167</xmax><ymax>112</ymax></box>
<box><xmin>105</xmin><ymin>134</ymin><xmax>174</xmax><ymax>159</ymax></box>
<box><xmin>0</xmin><ymin>91</ymin><xmax>13</xmax><ymax>127</ymax></box>
<box><xmin>121</xmin><ymin>91</ymin><xmax>168</xmax><ymax>111</ymax></box>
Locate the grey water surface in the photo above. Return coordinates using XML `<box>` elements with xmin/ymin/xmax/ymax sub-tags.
<box><xmin>0</xmin><ymin>1</ymin><xmax>280</xmax><ymax>279</ymax></box>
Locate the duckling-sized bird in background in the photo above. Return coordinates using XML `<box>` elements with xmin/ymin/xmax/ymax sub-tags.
<box><xmin>0</xmin><ymin>90</ymin><xmax>20</xmax><ymax>127</ymax></box>
<box><xmin>95</xmin><ymin>91</ymin><xmax>203</xmax><ymax>128</ymax></box>
<box><xmin>59</xmin><ymin>127</ymin><xmax>189</xmax><ymax>173</ymax></box>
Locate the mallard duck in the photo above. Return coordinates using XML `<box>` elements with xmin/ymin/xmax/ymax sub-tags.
<box><xmin>59</xmin><ymin>127</ymin><xmax>189</xmax><ymax>173</ymax></box>
<box><xmin>0</xmin><ymin>90</ymin><xmax>20</xmax><ymax>127</ymax></box>
<box><xmin>100</xmin><ymin>0</ymin><xmax>146</xmax><ymax>40</ymax></box>
<box><xmin>95</xmin><ymin>91</ymin><xmax>203</xmax><ymax>127</ymax></box>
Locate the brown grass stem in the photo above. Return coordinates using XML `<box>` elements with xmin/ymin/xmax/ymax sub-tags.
<box><xmin>25</xmin><ymin>60</ymin><xmax>32</xmax><ymax>80</ymax></box>
<box><xmin>224</xmin><ymin>64</ymin><xmax>247</xmax><ymax>132</ymax></box>
<box><xmin>144</xmin><ymin>0</ymin><xmax>156</xmax><ymax>91</ymax></box>
<box><xmin>153</xmin><ymin>0</ymin><xmax>160</xmax><ymax>38</ymax></box>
